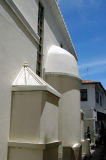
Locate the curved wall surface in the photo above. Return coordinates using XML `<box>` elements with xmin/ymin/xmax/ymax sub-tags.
<box><xmin>45</xmin><ymin>45</ymin><xmax>79</xmax><ymax>78</ymax></box>
<box><xmin>45</xmin><ymin>46</ymin><xmax>81</xmax><ymax>147</ymax></box>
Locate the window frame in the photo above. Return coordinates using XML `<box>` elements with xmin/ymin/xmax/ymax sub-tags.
<box><xmin>80</xmin><ymin>89</ymin><xmax>88</xmax><ymax>101</ymax></box>
<box><xmin>96</xmin><ymin>91</ymin><xmax>99</xmax><ymax>104</ymax></box>
<box><xmin>36</xmin><ymin>1</ymin><xmax>44</xmax><ymax>77</ymax></box>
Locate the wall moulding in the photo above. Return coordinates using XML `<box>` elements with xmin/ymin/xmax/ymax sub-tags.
<box><xmin>5</xmin><ymin>0</ymin><xmax>39</xmax><ymax>45</ymax></box>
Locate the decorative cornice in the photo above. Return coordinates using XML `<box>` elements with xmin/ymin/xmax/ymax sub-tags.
<box><xmin>45</xmin><ymin>72</ymin><xmax>82</xmax><ymax>82</ymax></box>
<box><xmin>5</xmin><ymin>0</ymin><xmax>39</xmax><ymax>45</ymax></box>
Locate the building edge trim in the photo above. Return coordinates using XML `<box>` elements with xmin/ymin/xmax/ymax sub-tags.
<box><xmin>8</xmin><ymin>141</ymin><xmax>61</xmax><ymax>149</ymax></box>
<box><xmin>45</xmin><ymin>72</ymin><xmax>82</xmax><ymax>82</ymax></box>
<box><xmin>5</xmin><ymin>0</ymin><xmax>39</xmax><ymax>45</ymax></box>
<box><xmin>45</xmin><ymin>0</ymin><xmax>78</xmax><ymax>60</ymax></box>
<box><xmin>8</xmin><ymin>141</ymin><xmax>45</xmax><ymax>149</ymax></box>
<box><xmin>12</xmin><ymin>85</ymin><xmax>61</xmax><ymax>98</ymax></box>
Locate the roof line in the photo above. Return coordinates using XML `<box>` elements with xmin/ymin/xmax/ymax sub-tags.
<box><xmin>54</xmin><ymin>0</ymin><xmax>77</xmax><ymax>59</ymax></box>
<box><xmin>82</xmin><ymin>80</ymin><xmax>106</xmax><ymax>94</ymax></box>
<box><xmin>46</xmin><ymin>0</ymin><xmax>78</xmax><ymax>60</ymax></box>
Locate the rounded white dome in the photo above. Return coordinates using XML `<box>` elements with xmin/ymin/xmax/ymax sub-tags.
<box><xmin>45</xmin><ymin>45</ymin><xmax>80</xmax><ymax>78</ymax></box>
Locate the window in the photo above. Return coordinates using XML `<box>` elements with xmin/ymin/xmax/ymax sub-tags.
<box><xmin>36</xmin><ymin>2</ymin><xmax>44</xmax><ymax>76</ymax></box>
<box><xmin>60</xmin><ymin>43</ymin><xmax>63</xmax><ymax>48</ymax></box>
<box><xmin>100</xmin><ymin>95</ymin><xmax>102</xmax><ymax>106</ymax></box>
<box><xmin>96</xmin><ymin>91</ymin><xmax>99</xmax><ymax>104</ymax></box>
<box><xmin>80</xmin><ymin>89</ymin><xmax>88</xmax><ymax>101</ymax></box>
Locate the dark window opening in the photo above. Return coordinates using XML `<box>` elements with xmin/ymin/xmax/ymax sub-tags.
<box><xmin>36</xmin><ymin>2</ymin><xmax>44</xmax><ymax>76</ymax></box>
<box><xmin>100</xmin><ymin>95</ymin><xmax>102</xmax><ymax>106</ymax></box>
<box><xmin>60</xmin><ymin>43</ymin><xmax>63</xmax><ymax>48</ymax></box>
<box><xmin>80</xmin><ymin>89</ymin><xmax>88</xmax><ymax>101</ymax></box>
<box><xmin>96</xmin><ymin>91</ymin><xmax>99</xmax><ymax>104</ymax></box>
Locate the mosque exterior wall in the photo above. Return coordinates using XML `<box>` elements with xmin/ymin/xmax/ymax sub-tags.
<box><xmin>0</xmin><ymin>0</ymin><xmax>81</xmax><ymax>160</ymax></box>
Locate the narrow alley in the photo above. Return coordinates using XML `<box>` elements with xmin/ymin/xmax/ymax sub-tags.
<box><xmin>88</xmin><ymin>145</ymin><xmax>106</xmax><ymax>160</ymax></box>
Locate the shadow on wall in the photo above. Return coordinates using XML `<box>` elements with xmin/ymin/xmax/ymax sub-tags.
<box><xmin>46</xmin><ymin>74</ymin><xmax>81</xmax><ymax>94</ymax></box>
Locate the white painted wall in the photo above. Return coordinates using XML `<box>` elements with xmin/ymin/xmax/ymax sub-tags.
<box><xmin>41</xmin><ymin>0</ymin><xmax>75</xmax><ymax>68</ymax></box>
<box><xmin>81</xmin><ymin>84</ymin><xmax>96</xmax><ymax>110</ymax></box>
<box><xmin>40</xmin><ymin>102</ymin><xmax>59</xmax><ymax>143</ymax></box>
<box><xmin>46</xmin><ymin>75</ymin><xmax>81</xmax><ymax>147</ymax></box>
<box><xmin>61</xmin><ymin>89</ymin><xmax>81</xmax><ymax>146</ymax></box>
<box><xmin>13</xmin><ymin>0</ymin><xmax>38</xmax><ymax>34</ymax></box>
<box><xmin>81</xmin><ymin>83</ymin><xmax>106</xmax><ymax>115</ymax></box>
<box><xmin>81</xmin><ymin>83</ymin><xmax>106</xmax><ymax>143</ymax></box>
<box><xmin>0</xmin><ymin>1</ymin><xmax>37</xmax><ymax>159</ymax></box>
<box><xmin>95</xmin><ymin>84</ymin><xmax>105</xmax><ymax>109</ymax></box>
<box><xmin>0</xmin><ymin>0</ymin><xmax>77</xmax><ymax>159</ymax></box>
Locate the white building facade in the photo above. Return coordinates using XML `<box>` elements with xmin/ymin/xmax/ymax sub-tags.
<box><xmin>80</xmin><ymin>80</ymin><xmax>106</xmax><ymax>144</ymax></box>
<box><xmin>0</xmin><ymin>0</ymin><xmax>82</xmax><ymax>160</ymax></box>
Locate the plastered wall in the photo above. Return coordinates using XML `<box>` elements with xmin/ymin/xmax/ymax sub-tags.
<box><xmin>46</xmin><ymin>75</ymin><xmax>81</xmax><ymax>146</ymax></box>
<box><xmin>0</xmin><ymin>1</ymin><xmax>37</xmax><ymax>159</ymax></box>
<box><xmin>0</xmin><ymin>0</ymin><xmax>76</xmax><ymax>159</ymax></box>
<box><xmin>8</xmin><ymin>147</ymin><xmax>43</xmax><ymax>160</ymax></box>
<box><xmin>41</xmin><ymin>0</ymin><xmax>74</xmax><ymax>67</ymax></box>
<box><xmin>13</xmin><ymin>0</ymin><xmax>38</xmax><ymax>34</ymax></box>
<box><xmin>81</xmin><ymin>84</ymin><xmax>96</xmax><ymax>110</ymax></box>
<box><xmin>40</xmin><ymin>102</ymin><xmax>59</xmax><ymax>143</ymax></box>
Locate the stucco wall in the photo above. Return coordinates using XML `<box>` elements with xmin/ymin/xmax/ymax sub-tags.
<box><xmin>41</xmin><ymin>0</ymin><xmax>74</xmax><ymax>68</ymax></box>
<box><xmin>95</xmin><ymin>84</ymin><xmax>105</xmax><ymax>110</ymax></box>
<box><xmin>8</xmin><ymin>147</ymin><xmax>43</xmax><ymax>160</ymax></box>
<box><xmin>0</xmin><ymin>1</ymin><xmax>37</xmax><ymax>159</ymax></box>
<box><xmin>40</xmin><ymin>102</ymin><xmax>59</xmax><ymax>143</ymax></box>
<box><xmin>81</xmin><ymin>84</ymin><xmax>95</xmax><ymax>110</ymax></box>
<box><xmin>0</xmin><ymin>0</ymin><xmax>77</xmax><ymax>159</ymax></box>
<box><xmin>13</xmin><ymin>0</ymin><xmax>38</xmax><ymax>34</ymax></box>
<box><xmin>46</xmin><ymin>75</ymin><xmax>81</xmax><ymax>146</ymax></box>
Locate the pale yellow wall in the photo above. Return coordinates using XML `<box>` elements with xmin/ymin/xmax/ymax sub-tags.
<box><xmin>8</xmin><ymin>147</ymin><xmax>43</xmax><ymax>160</ymax></box>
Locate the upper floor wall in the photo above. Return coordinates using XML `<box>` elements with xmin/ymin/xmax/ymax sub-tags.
<box><xmin>80</xmin><ymin>84</ymin><xmax>96</xmax><ymax>110</ymax></box>
<box><xmin>7</xmin><ymin>0</ymin><xmax>78</xmax><ymax>74</ymax></box>
<box><xmin>81</xmin><ymin>83</ymin><xmax>106</xmax><ymax>111</ymax></box>
<box><xmin>13</xmin><ymin>0</ymin><xmax>38</xmax><ymax>34</ymax></box>
<box><xmin>95</xmin><ymin>84</ymin><xmax>106</xmax><ymax>110</ymax></box>
<box><xmin>0</xmin><ymin>1</ymin><xmax>78</xmax><ymax>160</ymax></box>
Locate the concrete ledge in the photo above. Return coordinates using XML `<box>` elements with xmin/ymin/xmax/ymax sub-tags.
<box><xmin>8</xmin><ymin>141</ymin><xmax>45</xmax><ymax>149</ymax></box>
<box><xmin>12</xmin><ymin>85</ymin><xmax>61</xmax><ymax>98</ymax></box>
<box><xmin>45</xmin><ymin>72</ymin><xmax>82</xmax><ymax>82</ymax></box>
<box><xmin>45</xmin><ymin>141</ymin><xmax>61</xmax><ymax>149</ymax></box>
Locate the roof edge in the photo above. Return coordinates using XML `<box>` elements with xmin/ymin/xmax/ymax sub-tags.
<box><xmin>82</xmin><ymin>80</ymin><xmax>106</xmax><ymax>94</ymax></box>
<box><xmin>45</xmin><ymin>0</ymin><xmax>78</xmax><ymax>60</ymax></box>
